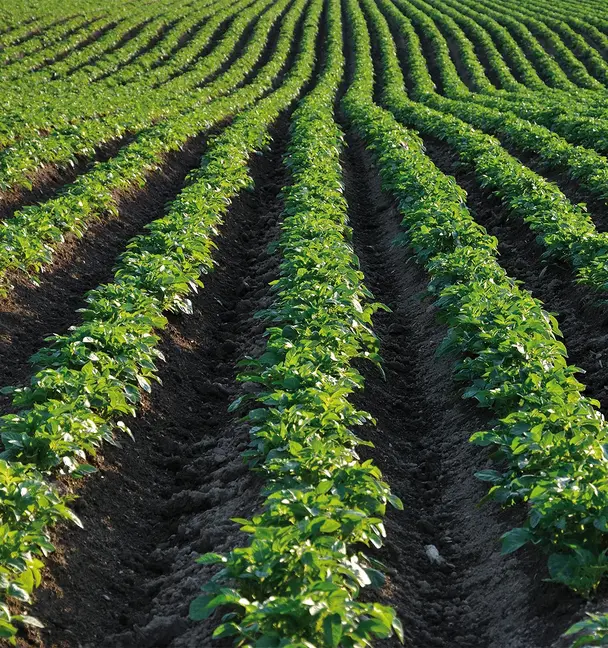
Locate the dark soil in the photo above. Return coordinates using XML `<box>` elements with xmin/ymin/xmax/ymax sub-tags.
<box><xmin>18</xmin><ymin>116</ymin><xmax>289</xmax><ymax>648</ymax></box>
<box><xmin>0</xmin><ymin>133</ymin><xmax>213</xmax><ymax>416</ymax></box>
<box><xmin>445</xmin><ymin>34</ymin><xmax>477</xmax><ymax>91</ymax></box>
<box><xmin>0</xmin><ymin>135</ymin><xmax>132</xmax><ymax>223</ymax></box>
<box><xmin>421</xmin><ymin>135</ymin><xmax>608</xmax><ymax>418</ymax></box>
<box><xmin>341</xmin><ymin>132</ymin><xmax>587</xmax><ymax>648</ymax></box>
<box><xmin>415</xmin><ymin>26</ymin><xmax>446</xmax><ymax>94</ymax></box>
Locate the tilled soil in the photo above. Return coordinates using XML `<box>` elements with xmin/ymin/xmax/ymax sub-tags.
<box><xmin>0</xmin><ymin>133</ymin><xmax>213</xmax><ymax>417</ymax></box>
<box><xmin>341</xmin><ymin>133</ymin><xmax>587</xmax><ymax>648</ymax></box>
<box><xmin>20</xmin><ymin>117</ymin><xmax>289</xmax><ymax>648</ymax></box>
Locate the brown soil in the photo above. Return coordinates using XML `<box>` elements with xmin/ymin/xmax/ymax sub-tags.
<box><xmin>0</xmin><ymin>133</ymin><xmax>212</xmax><ymax>416</ymax></box>
<box><xmin>341</xmin><ymin>132</ymin><xmax>587</xmax><ymax>648</ymax></box>
<box><xmin>420</xmin><ymin>135</ymin><xmax>608</xmax><ymax>418</ymax></box>
<box><xmin>17</xmin><ymin>116</ymin><xmax>289</xmax><ymax>648</ymax></box>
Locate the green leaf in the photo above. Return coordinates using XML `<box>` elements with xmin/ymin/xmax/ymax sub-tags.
<box><xmin>248</xmin><ymin>408</ymin><xmax>268</xmax><ymax>423</ymax></box>
<box><xmin>388</xmin><ymin>493</ymin><xmax>404</xmax><ymax>510</ymax></box>
<box><xmin>228</xmin><ymin>395</ymin><xmax>246</xmax><ymax>413</ymax></box>
<box><xmin>548</xmin><ymin>553</ymin><xmax>579</xmax><ymax>588</ymax></box>
<box><xmin>500</xmin><ymin>528</ymin><xmax>531</xmax><ymax>554</ymax></box>
<box><xmin>8</xmin><ymin>584</ymin><xmax>29</xmax><ymax>602</ymax></box>
<box><xmin>212</xmin><ymin>622</ymin><xmax>239</xmax><ymax>639</ymax></box>
<box><xmin>259</xmin><ymin>351</ymin><xmax>281</xmax><ymax>367</ymax></box>
<box><xmin>19</xmin><ymin>615</ymin><xmax>44</xmax><ymax>629</ymax></box>
<box><xmin>393</xmin><ymin>617</ymin><xmax>405</xmax><ymax>643</ymax></box>
<box><xmin>189</xmin><ymin>595</ymin><xmax>215</xmax><ymax>621</ymax></box>
<box><xmin>73</xmin><ymin>464</ymin><xmax>98</xmax><ymax>478</ymax></box>
<box><xmin>323</xmin><ymin>613</ymin><xmax>342</xmax><ymax>647</ymax></box>
<box><xmin>196</xmin><ymin>553</ymin><xmax>226</xmax><ymax>565</ymax></box>
<box><xmin>474</xmin><ymin>469</ymin><xmax>502</xmax><ymax>483</ymax></box>
<box><xmin>320</xmin><ymin>519</ymin><xmax>341</xmax><ymax>533</ymax></box>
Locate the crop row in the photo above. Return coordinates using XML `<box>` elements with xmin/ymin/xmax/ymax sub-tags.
<box><xmin>0</xmin><ymin>13</ymin><xmax>101</xmax><ymax>69</ymax></box>
<box><xmin>0</xmin><ymin>0</ymin><xmax>325</xmax><ymax>638</ymax></box>
<box><xmin>480</xmin><ymin>0</ymin><xmax>608</xmax><ymax>89</ymax></box>
<box><xmin>390</xmin><ymin>0</ymin><xmax>608</xmax><ymax>128</ymax></box>
<box><xmin>344</xmin><ymin>0</ymin><xmax>608</xmax><ymax>637</ymax></box>
<box><xmin>190</xmin><ymin>0</ymin><xmax>404</xmax><ymax>645</ymax></box>
<box><xmin>401</xmin><ymin>0</ymin><xmax>608</xmax><ymax>120</ymax></box>
<box><xmin>0</xmin><ymin>0</ymin><xmax>300</xmax><ymax>293</ymax></box>
<box><xmin>371</xmin><ymin>0</ymin><xmax>608</xmax><ymax>297</ymax></box>
<box><xmin>0</xmin><ymin>0</ymin><xmax>260</xmax><ymax>188</ymax></box>
<box><xmin>377</xmin><ymin>0</ymin><xmax>608</xmax><ymax>220</ymax></box>
<box><xmin>476</xmin><ymin>0</ymin><xmax>605</xmax><ymax>89</ymax></box>
<box><xmin>0</xmin><ymin>0</ymin><xmax>185</xmax><ymax>83</ymax></box>
<box><xmin>0</xmin><ymin>0</ymin><xmax>237</xmax><ymax>150</ymax></box>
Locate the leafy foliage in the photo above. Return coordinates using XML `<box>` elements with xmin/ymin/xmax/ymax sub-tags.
<box><xmin>343</xmin><ymin>0</ymin><xmax>608</xmax><ymax>636</ymax></box>
<box><xmin>0</xmin><ymin>0</ymin><xmax>315</xmax><ymax>635</ymax></box>
<box><xmin>191</xmin><ymin>0</ymin><xmax>402</xmax><ymax>643</ymax></box>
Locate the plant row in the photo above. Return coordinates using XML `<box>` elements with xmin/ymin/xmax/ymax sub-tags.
<box><xmin>0</xmin><ymin>0</ymin><xmax>323</xmax><ymax>638</ymax></box>
<box><xmin>477</xmin><ymin>0</ymin><xmax>608</xmax><ymax>89</ymax></box>
<box><xmin>373</xmin><ymin>0</ymin><xmax>608</xmax><ymax>295</ymax></box>
<box><xmin>382</xmin><ymin>0</ymin><xmax>608</xmax><ymax>207</ymax></box>
<box><xmin>0</xmin><ymin>0</ymin><xmax>299</xmax><ymax>293</ymax></box>
<box><xmin>420</xmin><ymin>0</ymin><xmax>608</xmax><ymax>115</ymax></box>
<box><xmin>398</xmin><ymin>0</ymin><xmax>608</xmax><ymax>111</ymax></box>
<box><xmin>0</xmin><ymin>0</ymin><xmax>256</xmax><ymax>188</ymax></box>
<box><xmin>191</xmin><ymin>1</ymin><xmax>403</xmax><ymax>645</ymax></box>
<box><xmin>0</xmin><ymin>0</ymin><xmax>235</xmax><ymax>151</ymax></box>
<box><xmin>478</xmin><ymin>0</ymin><xmax>605</xmax><ymax>89</ymax></box>
<box><xmin>390</xmin><ymin>0</ymin><xmax>608</xmax><ymax>136</ymax></box>
<box><xmin>426</xmin><ymin>93</ymin><xmax>608</xmax><ymax>202</ymax></box>
<box><xmin>347</xmin><ymin>0</ymin><xmax>608</xmax><ymax>617</ymax></box>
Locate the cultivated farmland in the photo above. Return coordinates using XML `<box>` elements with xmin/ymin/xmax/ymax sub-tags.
<box><xmin>1</xmin><ymin>0</ymin><xmax>608</xmax><ymax>645</ymax></box>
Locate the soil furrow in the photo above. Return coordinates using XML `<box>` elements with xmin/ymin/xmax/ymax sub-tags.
<box><xmin>342</xmin><ymin>131</ymin><xmax>584</xmax><ymax>648</ymax></box>
<box><xmin>445</xmin><ymin>34</ymin><xmax>477</xmax><ymax>90</ymax></box>
<box><xmin>413</xmin><ymin>25</ymin><xmax>446</xmax><ymax>94</ymax></box>
<box><xmin>21</xmin><ymin>116</ymin><xmax>290</xmax><ymax>648</ymax></box>
<box><xmin>0</xmin><ymin>132</ymin><xmax>212</xmax><ymax>415</ymax></box>
<box><xmin>420</xmin><ymin>135</ymin><xmax>608</xmax><ymax>418</ymax></box>
<box><xmin>0</xmin><ymin>134</ymin><xmax>134</xmax><ymax>222</ymax></box>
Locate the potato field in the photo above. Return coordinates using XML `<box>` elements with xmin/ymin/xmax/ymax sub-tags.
<box><xmin>1</xmin><ymin>0</ymin><xmax>608</xmax><ymax>645</ymax></box>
